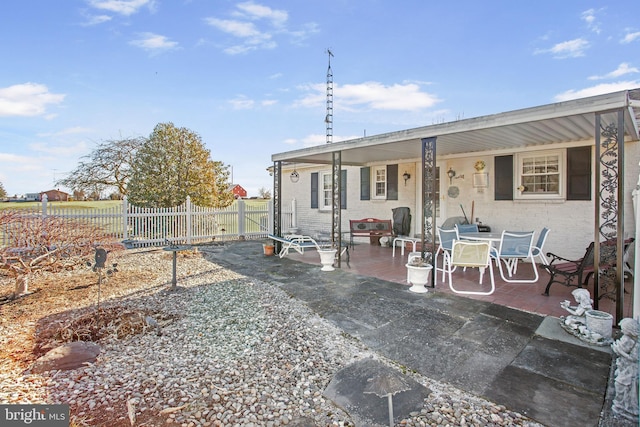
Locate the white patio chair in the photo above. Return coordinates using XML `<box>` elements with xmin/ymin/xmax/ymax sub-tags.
<box><xmin>436</xmin><ymin>228</ymin><xmax>458</xmax><ymax>282</ymax></box>
<box><xmin>447</xmin><ymin>239</ymin><xmax>495</xmax><ymax>295</ymax></box>
<box><xmin>490</xmin><ymin>231</ymin><xmax>538</xmax><ymax>283</ymax></box>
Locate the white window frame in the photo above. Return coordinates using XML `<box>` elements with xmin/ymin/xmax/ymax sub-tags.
<box><xmin>320</xmin><ymin>171</ymin><xmax>332</xmax><ymax>210</ymax></box>
<box><xmin>514</xmin><ymin>149</ymin><xmax>565</xmax><ymax>200</ymax></box>
<box><xmin>372</xmin><ymin>166</ymin><xmax>387</xmax><ymax>200</ymax></box>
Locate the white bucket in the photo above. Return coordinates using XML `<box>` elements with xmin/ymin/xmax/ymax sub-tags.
<box><xmin>585</xmin><ymin>310</ymin><xmax>613</xmax><ymax>339</ymax></box>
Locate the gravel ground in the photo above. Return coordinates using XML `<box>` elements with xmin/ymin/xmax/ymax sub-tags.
<box><xmin>0</xmin><ymin>246</ymin><xmax>543</xmax><ymax>427</ymax></box>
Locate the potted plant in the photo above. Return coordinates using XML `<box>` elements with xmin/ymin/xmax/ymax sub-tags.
<box><xmin>406</xmin><ymin>252</ymin><xmax>433</xmax><ymax>293</ymax></box>
<box><xmin>263</xmin><ymin>239</ymin><xmax>275</xmax><ymax>256</ymax></box>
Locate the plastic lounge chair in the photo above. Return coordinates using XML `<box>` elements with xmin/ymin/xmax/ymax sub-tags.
<box><xmin>268</xmin><ymin>234</ymin><xmax>320</xmax><ymax>258</ymax></box>
<box><xmin>447</xmin><ymin>239</ymin><xmax>495</xmax><ymax>295</ymax></box>
<box><xmin>436</xmin><ymin>228</ymin><xmax>458</xmax><ymax>282</ymax></box>
<box><xmin>490</xmin><ymin>231</ymin><xmax>538</xmax><ymax>283</ymax></box>
<box><xmin>455</xmin><ymin>223</ymin><xmax>479</xmax><ymax>234</ymax></box>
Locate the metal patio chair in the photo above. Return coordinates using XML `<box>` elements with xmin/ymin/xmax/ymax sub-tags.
<box><xmin>455</xmin><ymin>223</ymin><xmax>479</xmax><ymax>235</ymax></box>
<box><xmin>491</xmin><ymin>231</ymin><xmax>538</xmax><ymax>283</ymax></box>
<box><xmin>436</xmin><ymin>228</ymin><xmax>458</xmax><ymax>282</ymax></box>
<box><xmin>531</xmin><ymin>227</ymin><xmax>550</xmax><ymax>266</ymax></box>
<box><xmin>447</xmin><ymin>239</ymin><xmax>495</xmax><ymax>295</ymax></box>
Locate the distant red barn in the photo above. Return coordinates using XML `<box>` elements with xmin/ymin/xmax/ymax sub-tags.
<box><xmin>41</xmin><ymin>189</ymin><xmax>70</xmax><ymax>202</ymax></box>
<box><xmin>228</xmin><ymin>184</ymin><xmax>247</xmax><ymax>199</ymax></box>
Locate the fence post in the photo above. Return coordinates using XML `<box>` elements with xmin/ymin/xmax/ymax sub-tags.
<box><xmin>122</xmin><ymin>196</ymin><xmax>129</xmax><ymax>241</ymax></box>
<box><xmin>268</xmin><ymin>199</ymin><xmax>273</xmax><ymax>235</ymax></box>
<box><xmin>186</xmin><ymin>196</ymin><xmax>192</xmax><ymax>245</ymax></box>
<box><xmin>237</xmin><ymin>199</ymin><xmax>245</xmax><ymax>238</ymax></box>
<box><xmin>41</xmin><ymin>193</ymin><xmax>48</xmax><ymax>216</ymax></box>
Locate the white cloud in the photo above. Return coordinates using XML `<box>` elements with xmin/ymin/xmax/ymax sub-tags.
<box><xmin>285</xmin><ymin>133</ymin><xmax>362</xmax><ymax>148</ymax></box>
<box><xmin>88</xmin><ymin>0</ymin><xmax>155</xmax><ymax>16</ymax></box>
<box><xmin>553</xmin><ymin>81</ymin><xmax>640</xmax><ymax>102</ymax></box>
<box><xmin>205</xmin><ymin>2</ymin><xmax>316</xmax><ymax>54</ymax></box>
<box><xmin>81</xmin><ymin>14</ymin><xmax>112</xmax><ymax>26</ymax></box>
<box><xmin>129</xmin><ymin>33</ymin><xmax>179</xmax><ymax>54</ymax></box>
<box><xmin>0</xmin><ymin>83</ymin><xmax>65</xmax><ymax>117</ymax></box>
<box><xmin>234</xmin><ymin>1</ymin><xmax>288</xmax><ymax>27</ymax></box>
<box><xmin>621</xmin><ymin>31</ymin><xmax>640</xmax><ymax>44</ymax></box>
<box><xmin>581</xmin><ymin>8</ymin><xmax>601</xmax><ymax>34</ymax></box>
<box><xmin>228</xmin><ymin>96</ymin><xmax>255</xmax><ymax>110</ymax></box>
<box><xmin>588</xmin><ymin>63</ymin><xmax>639</xmax><ymax>80</ymax></box>
<box><xmin>535</xmin><ymin>38</ymin><xmax>589</xmax><ymax>58</ymax></box>
<box><xmin>294</xmin><ymin>81</ymin><xmax>441</xmax><ymax>112</ymax></box>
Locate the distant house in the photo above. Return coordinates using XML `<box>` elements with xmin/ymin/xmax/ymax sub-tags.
<box><xmin>229</xmin><ymin>184</ymin><xmax>247</xmax><ymax>199</ymax></box>
<box><xmin>41</xmin><ymin>189</ymin><xmax>69</xmax><ymax>202</ymax></box>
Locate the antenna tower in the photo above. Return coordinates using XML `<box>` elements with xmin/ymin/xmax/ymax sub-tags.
<box><xmin>325</xmin><ymin>49</ymin><xmax>333</xmax><ymax>144</ymax></box>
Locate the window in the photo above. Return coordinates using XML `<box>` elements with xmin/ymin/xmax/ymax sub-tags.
<box><xmin>515</xmin><ymin>150</ymin><xmax>564</xmax><ymax>200</ymax></box>
<box><xmin>321</xmin><ymin>172</ymin><xmax>332</xmax><ymax>209</ymax></box>
<box><xmin>373</xmin><ymin>166</ymin><xmax>386</xmax><ymax>199</ymax></box>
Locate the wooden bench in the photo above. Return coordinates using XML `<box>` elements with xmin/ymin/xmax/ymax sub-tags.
<box><xmin>349</xmin><ymin>218</ymin><xmax>393</xmax><ymax>248</ymax></box>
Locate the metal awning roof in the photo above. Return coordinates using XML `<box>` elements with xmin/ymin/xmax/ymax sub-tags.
<box><xmin>272</xmin><ymin>88</ymin><xmax>640</xmax><ymax>166</ymax></box>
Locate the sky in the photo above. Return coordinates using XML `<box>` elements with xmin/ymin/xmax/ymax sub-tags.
<box><xmin>1</xmin><ymin>1</ymin><xmax>639</xmax><ymax>198</ymax></box>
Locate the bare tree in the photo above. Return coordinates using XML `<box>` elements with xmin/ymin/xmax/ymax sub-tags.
<box><xmin>258</xmin><ymin>187</ymin><xmax>271</xmax><ymax>199</ymax></box>
<box><xmin>0</xmin><ymin>210</ymin><xmax>121</xmax><ymax>296</ymax></box>
<box><xmin>57</xmin><ymin>136</ymin><xmax>145</xmax><ymax>196</ymax></box>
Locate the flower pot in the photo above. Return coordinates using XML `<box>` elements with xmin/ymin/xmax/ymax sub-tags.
<box><xmin>317</xmin><ymin>248</ymin><xmax>338</xmax><ymax>271</ymax></box>
<box><xmin>263</xmin><ymin>244</ymin><xmax>275</xmax><ymax>256</ymax></box>
<box><xmin>586</xmin><ymin>310</ymin><xmax>613</xmax><ymax>339</ymax></box>
<box><xmin>406</xmin><ymin>264</ymin><xmax>433</xmax><ymax>293</ymax></box>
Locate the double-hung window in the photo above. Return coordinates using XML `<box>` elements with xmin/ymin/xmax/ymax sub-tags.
<box><xmin>373</xmin><ymin>166</ymin><xmax>387</xmax><ymax>199</ymax></box>
<box><xmin>515</xmin><ymin>150</ymin><xmax>564</xmax><ymax>200</ymax></box>
<box><xmin>321</xmin><ymin>172</ymin><xmax>332</xmax><ymax>209</ymax></box>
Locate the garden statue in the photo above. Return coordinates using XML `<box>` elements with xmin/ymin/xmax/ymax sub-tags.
<box><xmin>611</xmin><ymin>318</ymin><xmax>639</xmax><ymax>420</ymax></box>
<box><xmin>559</xmin><ymin>288</ymin><xmax>608</xmax><ymax>344</ymax></box>
<box><xmin>560</xmin><ymin>288</ymin><xmax>593</xmax><ymax>328</ymax></box>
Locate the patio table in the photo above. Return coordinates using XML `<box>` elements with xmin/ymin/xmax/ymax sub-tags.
<box><xmin>458</xmin><ymin>232</ymin><xmax>502</xmax><ymax>243</ymax></box>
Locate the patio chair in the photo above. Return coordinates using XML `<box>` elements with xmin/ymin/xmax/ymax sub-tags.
<box><xmin>531</xmin><ymin>227</ymin><xmax>550</xmax><ymax>266</ymax></box>
<box><xmin>435</xmin><ymin>228</ymin><xmax>458</xmax><ymax>282</ymax></box>
<box><xmin>447</xmin><ymin>239</ymin><xmax>495</xmax><ymax>295</ymax></box>
<box><xmin>268</xmin><ymin>234</ymin><xmax>320</xmax><ymax>258</ymax></box>
<box><xmin>490</xmin><ymin>231</ymin><xmax>538</xmax><ymax>283</ymax></box>
<box><xmin>455</xmin><ymin>223</ymin><xmax>479</xmax><ymax>235</ymax></box>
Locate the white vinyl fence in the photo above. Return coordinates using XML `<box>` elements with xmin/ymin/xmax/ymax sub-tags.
<box><xmin>1</xmin><ymin>196</ymin><xmax>297</xmax><ymax>249</ymax></box>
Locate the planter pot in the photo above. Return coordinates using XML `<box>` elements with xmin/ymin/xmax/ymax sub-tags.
<box><xmin>406</xmin><ymin>264</ymin><xmax>433</xmax><ymax>293</ymax></box>
<box><xmin>263</xmin><ymin>244</ymin><xmax>275</xmax><ymax>256</ymax></box>
<box><xmin>317</xmin><ymin>248</ymin><xmax>338</xmax><ymax>271</ymax></box>
<box><xmin>586</xmin><ymin>310</ymin><xmax>613</xmax><ymax>339</ymax></box>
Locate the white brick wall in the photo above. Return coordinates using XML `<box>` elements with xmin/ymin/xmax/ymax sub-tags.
<box><xmin>279</xmin><ymin>141</ymin><xmax>639</xmax><ymax>260</ymax></box>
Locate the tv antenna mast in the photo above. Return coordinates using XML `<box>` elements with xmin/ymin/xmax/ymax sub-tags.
<box><xmin>325</xmin><ymin>49</ymin><xmax>333</xmax><ymax>144</ymax></box>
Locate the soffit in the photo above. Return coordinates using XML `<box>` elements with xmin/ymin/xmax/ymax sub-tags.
<box><xmin>272</xmin><ymin>89</ymin><xmax>640</xmax><ymax>166</ymax></box>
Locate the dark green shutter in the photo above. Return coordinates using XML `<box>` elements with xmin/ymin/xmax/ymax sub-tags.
<box><xmin>387</xmin><ymin>164</ymin><xmax>398</xmax><ymax>200</ymax></box>
<box><xmin>494</xmin><ymin>155</ymin><xmax>513</xmax><ymax>200</ymax></box>
<box><xmin>311</xmin><ymin>172</ymin><xmax>318</xmax><ymax>208</ymax></box>
<box><xmin>567</xmin><ymin>146</ymin><xmax>591</xmax><ymax>200</ymax></box>
<box><xmin>360</xmin><ymin>167</ymin><xmax>370</xmax><ymax>200</ymax></box>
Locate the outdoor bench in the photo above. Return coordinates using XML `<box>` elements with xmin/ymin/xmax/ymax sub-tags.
<box><xmin>349</xmin><ymin>218</ymin><xmax>393</xmax><ymax>248</ymax></box>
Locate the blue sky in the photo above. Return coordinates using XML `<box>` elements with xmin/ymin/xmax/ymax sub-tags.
<box><xmin>1</xmin><ymin>1</ymin><xmax>639</xmax><ymax>197</ymax></box>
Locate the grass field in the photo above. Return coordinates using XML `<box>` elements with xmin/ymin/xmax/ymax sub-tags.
<box><xmin>0</xmin><ymin>200</ymin><xmax>122</xmax><ymax>211</ymax></box>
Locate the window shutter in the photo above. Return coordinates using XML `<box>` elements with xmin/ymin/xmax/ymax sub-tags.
<box><xmin>311</xmin><ymin>172</ymin><xmax>318</xmax><ymax>208</ymax></box>
<box><xmin>360</xmin><ymin>167</ymin><xmax>370</xmax><ymax>200</ymax></box>
<box><xmin>341</xmin><ymin>169</ymin><xmax>347</xmax><ymax>209</ymax></box>
<box><xmin>567</xmin><ymin>146</ymin><xmax>591</xmax><ymax>200</ymax></box>
<box><xmin>387</xmin><ymin>164</ymin><xmax>398</xmax><ymax>200</ymax></box>
<box><xmin>494</xmin><ymin>155</ymin><xmax>513</xmax><ymax>200</ymax></box>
